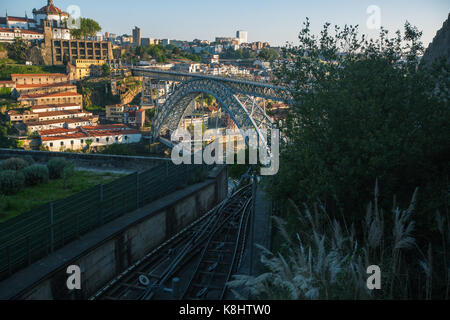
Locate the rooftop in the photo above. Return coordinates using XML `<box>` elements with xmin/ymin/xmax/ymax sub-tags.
<box><xmin>11</xmin><ymin>73</ymin><xmax>68</xmax><ymax>78</ymax></box>
<box><xmin>16</xmin><ymin>82</ymin><xmax>76</xmax><ymax>89</ymax></box>
<box><xmin>31</xmin><ymin>103</ymin><xmax>81</xmax><ymax>110</ymax></box>
<box><xmin>19</xmin><ymin>92</ymin><xmax>82</xmax><ymax>99</ymax></box>
<box><xmin>34</xmin><ymin>0</ymin><xmax>67</xmax><ymax>15</ymax></box>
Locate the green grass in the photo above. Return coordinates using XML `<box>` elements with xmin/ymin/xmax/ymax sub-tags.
<box><xmin>0</xmin><ymin>170</ymin><xmax>126</xmax><ymax>222</ymax></box>
<box><xmin>0</xmin><ymin>64</ymin><xmax>66</xmax><ymax>80</ymax></box>
<box><xmin>85</xmin><ymin>104</ymin><xmax>104</xmax><ymax>112</ymax></box>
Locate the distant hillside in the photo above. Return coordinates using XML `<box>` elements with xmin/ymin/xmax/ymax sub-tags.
<box><xmin>422</xmin><ymin>13</ymin><xmax>450</xmax><ymax>67</ymax></box>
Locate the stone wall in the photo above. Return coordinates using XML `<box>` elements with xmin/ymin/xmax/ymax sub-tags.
<box><xmin>0</xmin><ymin>165</ymin><xmax>227</xmax><ymax>300</ymax></box>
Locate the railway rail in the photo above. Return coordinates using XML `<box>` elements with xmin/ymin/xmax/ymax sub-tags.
<box><xmin>91</xmin><ymin>184</ymin><xmax>253</xmax><ymax>300</ymax></box>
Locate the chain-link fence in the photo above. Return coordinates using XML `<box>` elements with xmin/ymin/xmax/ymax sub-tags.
<box><xmin>0</xmin><ymin>162</ymin><xmax>210</xmax><ymax>281</ymax></box>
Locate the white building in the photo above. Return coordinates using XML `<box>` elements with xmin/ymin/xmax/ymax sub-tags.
<box><xmin>0</xmin><ymin>1</ymin><xmax>71</xmax><ymax>41</ymax></box>
<box><xmin>32</xmin><ymin>0</ymin><xmax>69</xmax><ymax>29</ymax></box>
<box><xmin>236</xmin><ymin>30</ymin><xmax>248</xmax><ymax>44</ymax></box>
<box><xmin>0</xmin><ymin>15</ymin><xmax>37</xmax><ymax>30</ymax></box>
<box><xmin>173</xmin><ymin>63</ymin><xmax>202</xmax><ymax>73</ymax></box>
<box><xmin>40</xmin><ymin>124</ymin><xmax>143</xmax><ymax>151</ymax></box>
<box><xmin>0</xmin><ymin>27</ymin><xmax>43</xmax><ymax>43</ymax></box>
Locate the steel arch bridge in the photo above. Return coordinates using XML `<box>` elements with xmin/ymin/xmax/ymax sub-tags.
<box><xmin>133</xmin><ymin>68</ymin><xmax>293</xmax><ymax>147</ymax></box>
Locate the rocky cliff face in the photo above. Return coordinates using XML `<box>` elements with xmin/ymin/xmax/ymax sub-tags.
<box><xmin>422</xmin><ymin>13</ymin><xmax>450</xmax><ymax>67</ymax></box>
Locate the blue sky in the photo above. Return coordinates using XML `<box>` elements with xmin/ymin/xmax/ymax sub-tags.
<box><xmin>2</xmin><ymin>0</ymin><xmax>449</xmax><ymax>47</ymax></box>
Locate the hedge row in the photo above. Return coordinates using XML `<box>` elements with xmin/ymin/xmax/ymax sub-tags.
<box><xmin>0</xmin><ymin>157</ymin><xmax>73</xmax><ymax>195</ymax></box>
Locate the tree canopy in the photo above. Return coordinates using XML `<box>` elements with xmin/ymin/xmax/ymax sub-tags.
<box><xmin>70</xmin><ymin>18</ymin><xmax>102</xmax><ymax>40</ymax></box>
<box><xmin>257</xmin><ymin>47</ymin><xmax>280</xmax><ymax>61</ymax></box>
<box><xmin>264</xmin><ymin>19</ymin><xmax>449</xmax><ymax>298</ymax></box>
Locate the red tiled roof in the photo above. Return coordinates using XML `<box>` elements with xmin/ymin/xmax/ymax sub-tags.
<box><xmin>41</xmin><ymin>132</ymin><xmax>88</xmax><ymax>142</ymax></box>
<box><xmin>82</xmin><ymin>124</ymin><xmax>129</xmax><ymax>131</ymax></box>
<box><xmin>20</xmin><ymin>92</ymin><xmax>82</xmax><ymax>99</ymax></box>
<box><xmin>16</xmin><ymin>82</ymin><xmax>76</xmax><ymax>89</ymax></box>
<box><xmin>87</xmin><ymin>129</ymin><xmax>141</xmax><ymax>137</ymax></box>
<box><xmin>0</xmin><ymin>80</ymin><xmax>15</xmax><ymax>84</ymax></box>
<box><xmin>11</xmin><ymin>73</ymin><xmax>68</xmax><ymax>78</ymax></box>
<box><xmin>38</xmin><ymin>110</ymin><xmax>90</xmax><ymax>117</ymax></box>
<box><xmin>36</xmin><ymin>1</ymin><xmax>65</xmax><ymax>14</ymax></box>
<box><xmin>31</xmin><ymin>103</ymin><xmax>81</xmax><ymax>110</ymax></box>
<box><xmin>6</xmin><ymin>16</ymin><xmax>36</xmax><ymax>23</ymax></box>
<box><xmin>39</xmin><ymin>128</ymin><xmax>80</xmax><ymax>136</ymax></box>
<box><xmin>26</xmin><ymin>117</ymin><xmax>94</xmax><ymax>126</ymax></box>
<box><xmin>41</xmin><ymin>128</ymin><xmax>141</xmax><ymax>141</ymax></box>
<box><xmin>0</xmin><ymin>28</ymin><xmax>42</xmax><ymax>35</ymax></box>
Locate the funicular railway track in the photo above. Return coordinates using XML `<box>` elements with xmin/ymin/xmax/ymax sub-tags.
<box><xmin>91</xmin><ymin>184</ymin><xmax>253</xmax><ymax>301</ymax></box>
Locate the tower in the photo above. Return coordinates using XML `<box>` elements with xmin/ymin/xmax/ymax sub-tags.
<box><xmin>133</xmin><ymin>26</ymin><xmax>141</xmax><ymax>47</ymax></box>
<box><xmin>43</xmin><ymin>19</ymin><xmax>52</xmax><ymax>46</ymax></box>
<box><xmin>236</xmin><ymin>30</ymin><xmax>248</xmax><ymax>44</ymax></box>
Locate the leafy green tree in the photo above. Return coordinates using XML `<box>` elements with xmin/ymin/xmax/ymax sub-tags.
<box><xmin>101</xmin><ymin>63</ymin><xmax>111</xmax><ymax>76</ymax></box>
<box><xmin>268</xmin><ymin>19</ymin><xmax>449</xmax><ymax>230</ymax></box>
<box><xmin>7</xmin><ymin>39</ymin><xmax>27</xmax><ymax>63</ymax></box>
<box><xmin>70</xmin><ymin>18</ymin><xmax>101</xmax><ymax>39</ymax></box>
<box><xmin>257</xmin><ymin>47</ymin><xmax>279</xmax><ymax>61</ymax></box>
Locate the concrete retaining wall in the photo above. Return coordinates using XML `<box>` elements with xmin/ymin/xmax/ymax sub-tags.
<box><xmin>0</xmin><ymin>148</ymin><xmax>170</xmax><ymax>172</ymax></box>
<box><xmin>0</xmin><ymin>165</ymin><xmax>227</xmax><ymax>300</ymax></box>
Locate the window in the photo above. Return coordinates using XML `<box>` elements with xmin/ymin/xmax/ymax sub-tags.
<box><xmin>71</xmin><ymin>140</ymin><xmax>74</xmax><ymax>145</ymax></box>
<box><xmin>81</xmin><ymin>140</ymin><xmax>84</xmax><ymax>144</ymax></box>
<box><xmin>96</xmin><ymin>138</ymin><xmax>100</xmax><ymax>142</ymax></box>
<box><xmin>115</xmin><ymin>137</ymin><xmax>119</xmax><ymax>142</ymax></box>
<box><xmin>60</xmin><ymin>141</ymin><xmax>64</xmax><ymax>146</ymax></box>
<box><xmin>124</xmin><ymin>136</ymin><xmax>128</xmax><ymax>141</ymax></box>
<box><xmin>106</xmin><ymin>137</ymin><xmax>109</xmax><ymax>142</ymax></box>
<box><xmin>50</xmin><ymin>143</ymin><xmax>53</xmax><ymax>147</ymax></box>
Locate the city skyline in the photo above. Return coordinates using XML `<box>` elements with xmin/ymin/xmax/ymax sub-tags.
<box><xmin>1</xmin><ymin>0</ymin><xmax>449</xmax><ymax>47</ymax></box>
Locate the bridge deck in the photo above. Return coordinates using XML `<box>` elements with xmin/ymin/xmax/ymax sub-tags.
<box><xmin>133</xmin><ymin>67</ymin><xmax>293</xmax><ymax>102</ymax></box>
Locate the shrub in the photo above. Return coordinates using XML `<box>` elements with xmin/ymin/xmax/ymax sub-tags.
<box><xmin>47</xmin><ymin>157</ymin><xmax>68</xmax><ymax>179</ymax></box>
<box><xmin>62</xmin><ymin>162</ymin><xmax>75</xmax><ymax>188</ymax></box>
<box><xmin>0</xmin><ymin>170</ymin><xmax>25</xmax><ymax>195</ymax></box>
<box><xmin>23</xmin><ymin>155</ymin><xmax>35</xmax><ymax>166</ymax></box>
<box><xmin>23</xmin><ymin>164</ymin><xmax>49</xmax><ymax>186</ymax></box>
<box><xmin>0</xmin><ymin>157</ymin><xmax>28</xmax><ymax>171</ymax></box>
<box><xmin>0</xmin><ymin>195</ymin><xmax>7</xmax><ymax>213</ymax></box>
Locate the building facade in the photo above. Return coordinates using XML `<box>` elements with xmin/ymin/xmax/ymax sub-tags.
<box><xmin>72</xmin><ymin>59</ymin><xmax>105</xmax><ymax>79</ymax></box>
<box><xmin>132</xmin><ymin>26</ymin><xmax>141</xmax><ymax>47</ymax></box>
<box><xmin>0</xmin><ymin>27</ymin><xmax>43</xmax><ymax>43</ymax></box>
<box><xmin>18</xmin><ymin>91</ymin><xmax>83</xmax><ymax>107</ymax></box>
<box><xmin>236</xmin><ymin>30</ymin><xmax>248</xmax><ymax>44</ymax></box>
<box><xmin>40</xmin><ymin>124</ymin><xmax>142</xmax><ymax>151</ymax></box>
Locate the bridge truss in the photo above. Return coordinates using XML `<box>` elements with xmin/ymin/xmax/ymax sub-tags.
<box><xmin>133</xmin><ymin>68</ymin><xmax>292</xmax><ymax>152</ymax></box>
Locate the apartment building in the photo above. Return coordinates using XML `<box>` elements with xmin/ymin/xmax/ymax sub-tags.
<box><xmin>18</xmin><ymin>91</ymin><xmax>83</xmax><ymax>107</ymax></box>
<box><xmin>11</xmin><ymin>73</ymin><xmax>70</xmax><ymax>85</ymax></box>
<box><xmin>40</xmin><ymin>124</ymin><xmax>142</xmax><ymax>151</ymax></box>
<box><xmin>12</xmin><ymin>82</ymin><xmax>77</xmax><ymax>98</ymax></box>
<box><xmin>105</xmin><ymin>104</ymin><xmax>145</xmax><ymax>127</ymax></box>
<box><xmin>71</xmin><ymin>59</ymin><xmax>105</xmax><ymax>80</ymax></box>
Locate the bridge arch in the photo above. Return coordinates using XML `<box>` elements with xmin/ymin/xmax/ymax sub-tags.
<box><xmin>151</xmin><ymin>78</ymin><xmax>269</xmax><ymax>146</ymax></box>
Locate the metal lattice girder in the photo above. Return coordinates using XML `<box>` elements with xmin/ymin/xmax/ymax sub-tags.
<box><xmin>152</xmin><ymin>78</ymin><xmax>267</xmax><ymax>138</ymax></box>
<box><xmin>133</xmin><ymin>68</ymin><xmax>294</xmax><ymax>103</ymax></box>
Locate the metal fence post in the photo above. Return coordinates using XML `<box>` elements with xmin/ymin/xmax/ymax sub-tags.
<box><xmin>50</xmin><ymin>202</ymin><xmax>54</xmax><ymax>253</ymax></box>
<box><xmin>136</xmin><ymin>172</ymin><xmax>140</xmax><ymax>209</ymax></box>
<box><xmin>249</xmin><ymin>173</ymin><xmax>257</xmax><ymax>276</ymax></box>
<box><xmin>99</xmin><ymin>184</ymin><xmax>104</xmax><ymax>225</ymax></box>
<box><xmin>27</xmin><ymin>236</ymin><xmax>31</xmax><ymax>265</ymax></box>
<box><xmin>76</xmin><ymin>213</ymin><xmax>80</xmax><ymax>238</ymax></box>
<box><xmin>7</xmin><ymin>246</ymin><xmax>11</xmax><ymax>276</ymax></box>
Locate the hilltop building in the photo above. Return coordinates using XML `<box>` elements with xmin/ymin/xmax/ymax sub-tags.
<box><xmin>0</xmin><ymin>1</ymin><xmax>113</xmax><ymax>65</ymax></box>
<box><xmin>236</xmin><ymin>30</ymin><xmax>248</xmax><ymax>44</ymax></box>
<box><xmin>132</xmin><ymin>26</ymin><xmax>141</xmax><ymax>47</ymax></box>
